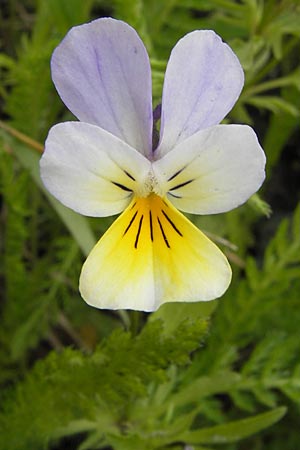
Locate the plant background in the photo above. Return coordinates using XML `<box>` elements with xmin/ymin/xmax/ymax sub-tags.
<box><xmin>0</xmin><ymin>0</ymin><xmax>300</xmax><ymax>449</ymax></box>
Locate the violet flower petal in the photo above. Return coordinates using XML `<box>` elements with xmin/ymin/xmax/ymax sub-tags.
<box><xmin>157</xmin><ymin>30</ymin><xmax>244</xmax><ymax>157</ymax></box>
<box><xmin>51</xmin><ymin>18</ymin><xmax>153</xmax><ymax>157</ymax></box>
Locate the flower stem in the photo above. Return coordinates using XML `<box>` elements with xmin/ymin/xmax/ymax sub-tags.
<box><xmin>130</xmin><ymin>310</ymin><xmax>143</xmax><ymax>336</ymax></box>
<box><xmin>0</xmin><ymin>120</ymin><xmax>43</xmax><ymax>153</ymax></box>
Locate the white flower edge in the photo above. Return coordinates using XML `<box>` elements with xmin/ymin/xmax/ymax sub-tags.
<box><xmin>153</xmin><ymin>124</ymin><xmax>266</xmax><ymax>215</ymax></box>
<box><xmin>40</xmin><ymin>122</ymin><xmax>151</xmax><ymax>217</ymax></box>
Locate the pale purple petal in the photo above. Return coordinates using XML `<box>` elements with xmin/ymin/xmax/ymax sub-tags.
<box><xmin>40</xmin><ymin>122</ymin><xmax>151</xmax><ymax>217</ymax></box>
<box><xmin>51</xmin><ymin>18</ymin><xmax>153</xmax><ymax>157</ymax></box>
<box><xmin>153</xmin><ymin>125</ymin><xmax>266</xmax><ymax>214</ymax></box>
<box><xmin>156</xmin><ymin>30</ymin><xmax>244</xmax><ymax>157</ymax></box>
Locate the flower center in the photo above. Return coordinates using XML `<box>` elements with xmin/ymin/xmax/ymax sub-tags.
<box><xmin>136</xmin><ymin>168</ymin><xmax>163</xmax><ymax>198</ymax></box>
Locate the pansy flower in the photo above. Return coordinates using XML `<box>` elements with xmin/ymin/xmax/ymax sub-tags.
<box><xmin>40</xmin><ymin>18</ymin><xmax>266</xmax><ymax>311</ymax></box>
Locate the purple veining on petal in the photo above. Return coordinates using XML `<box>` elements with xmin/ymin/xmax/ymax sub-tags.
<box><xmin>92</xmin><ymin>46</ymin><xmax>125</xmax><ymax>139</ymax></box>
<box><xmin>174</xmin><ymin>43</ymin><xmax>226</xmax><ymax>139</ymax></box>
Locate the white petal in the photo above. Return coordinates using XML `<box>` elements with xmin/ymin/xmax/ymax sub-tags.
<box><xmin>156</xmin><ymin>30</ymin><xmax>244</xmax><ymax>157</ymax></box>
<box><xmin>51</xmin><ymin>18</ymin><xmax>153</xmax><ymax>156</ymax></box>
<box><xmin>80</xmin><ymin>195</ymin><xmax>231</xmax><ymax>311</ymax></box>
<box><xmin>153</xmin><ymin>125</ymin><xmax>266</xmax><ymax>214</ymax></box>
<box><xmin>40</xmin><ymin>122</ymin><xmax>151</xmax><ymax>217</ymax></box>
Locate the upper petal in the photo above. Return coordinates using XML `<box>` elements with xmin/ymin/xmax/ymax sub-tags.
<box><xmin>51</xmin><ymin>18</ymin><xmax>153</xmax><ymax>156</ymax></box>
<box><xmin>156</xmin><ymin>30</ymin><xmax>244</xmax><ymax>157</ymax></box>
<box><xmin>153</xmin><ymin>124</ymin><xmax>266</xmax><ymax>215</ymax></box>
<box><xmin>40</xmin><ymin>122</ymin><xmax>151</xmax><ymax>217</ymax></box>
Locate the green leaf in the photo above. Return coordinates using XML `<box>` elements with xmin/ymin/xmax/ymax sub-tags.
<box><xmin>179</xmin><ymin>407</ymin><xmax>287</xmax><ymax>444</ymax></box>
<box><xmin>52</xmin><ymin>419</ymin><xmax>98</xmax><ymax>439</ymax></box>
<box><xmin>245</xmin><ymin>95</ymin><xmax>299</xmax><ymax>116</ymax></box>
<box><xmin>160</xmin><ymin>372</ymin><xmax>242</xmax><ymax>412</ymax></box>
<box><xmin>107</xmin><ymin>433</ymin><xmax>148</xmax><ymax>450</ymax></box>
<box><xmin>78</xmin><ymin>431</ymin><xmax>106</xmax><ymax>450</ymax></box>
<box><xmin>263</xmin><ymin>87</ymin><xmax>300</xmax><ymax>169</ymax></box>
<box><xmin>40</xmin><ymin>0</ymin><xmax>94</xmax><ymax>34</ymax></box>
<box><xmin>248</xmin><ymin>194</ymin><xmax>272</xmax><ymax>218</ymax></box>
<box><xmin>0</xmin><ymin>53</ymin><xmax>14</xmax><ymax>70</ymax></box>
<box><xmin>150</xmin><ymin>302</ymin><xmax>216</xmax><ymax>336</ymax></box>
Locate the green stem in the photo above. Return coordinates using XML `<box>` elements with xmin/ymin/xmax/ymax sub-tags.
<box><xmin>130</xmin><ymin>310</ymin><xmax>143</xmax><ymax>336</ymax></box>
<box><xmin>0</xmin><ymin>120</ymin><xmax>43</xmax><ymax>153</ymax></box>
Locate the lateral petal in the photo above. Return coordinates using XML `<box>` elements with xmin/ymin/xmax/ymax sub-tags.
<box><xmin>79</xmin><ymin>194</ymin><xmax>231</xmax><ymax>312</ymax></box>
<box><xmin>51</xmin><ymin>18</ymin><xmax>153</xmax><ymax>156</ymax></box>
<box><xmin>40</xmin><ymin>122</ymin><xmax>151</xmax><ymax>217</ymax></box>
<box><xmin>156</xmin><ymin>30</ymin><xmax>244</xmax><ymax>157</ymax></box>
<box><xmin>153</xmin><ymin>125</ymin><xmax>266</xmax><ymax>215</ymax></box>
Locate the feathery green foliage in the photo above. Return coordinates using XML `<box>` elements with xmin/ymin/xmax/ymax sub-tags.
<box><xmin>0</xmin><ymin>319</ymin><xmax>207</xmax><ymax>449</ymax></box>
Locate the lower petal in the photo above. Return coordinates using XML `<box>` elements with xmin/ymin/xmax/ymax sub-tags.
<box><xmin>79</xmin><ymin>195</ymin><xmax>231</xmax><ymax>312</ymax></box>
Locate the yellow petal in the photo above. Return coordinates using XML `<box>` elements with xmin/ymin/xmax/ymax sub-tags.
<box><xmin>79</xmin><ymin>194</ymin><xmax>232</xmax><ymax>311</ymax></box>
